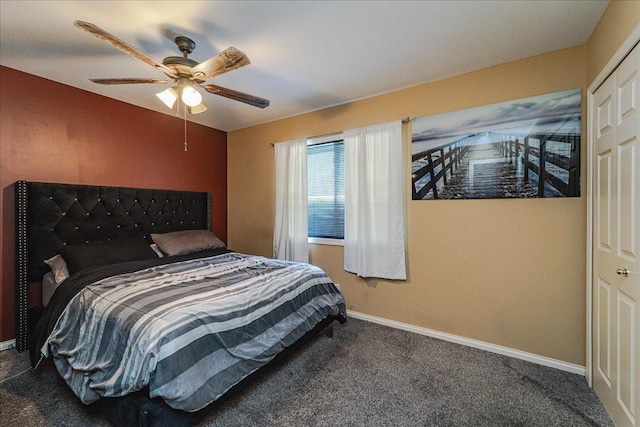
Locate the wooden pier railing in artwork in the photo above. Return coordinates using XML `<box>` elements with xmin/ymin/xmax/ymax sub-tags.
<box><xmin>411</xmin><ymin>137</ymin><xmax>473</xmax><ymax>200</ymax></box>
<box><xmin>411</xmin><ymin>131</ymin><xmax>580</xmax><ymax>199</ymax></box>
<box><xmin>493</xmin><ymin>132</ymin><xmax>580</xmax><ymax>197</ymax></box>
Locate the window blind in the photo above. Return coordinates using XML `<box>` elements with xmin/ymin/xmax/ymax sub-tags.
<box><xmin>307</xmin><ymin>140</ymin><xmax>344</xmax><ymax>239</ymax></box>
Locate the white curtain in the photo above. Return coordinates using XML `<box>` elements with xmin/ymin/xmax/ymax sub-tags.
<box><xmin>344</xmin><ymin>121</ymin><xmax>406</xmax><ymax>280</ymax></box>
<box><xmin>273</xmin><ymin>139</ymin><xmax>309</xmax><ymax>262</ymax></box>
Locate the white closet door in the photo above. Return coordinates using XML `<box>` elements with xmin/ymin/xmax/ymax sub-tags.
<box><xmin>592</xmin><ymin>42</ymin><xmax>640</xmax><ymax>427</ymax></box>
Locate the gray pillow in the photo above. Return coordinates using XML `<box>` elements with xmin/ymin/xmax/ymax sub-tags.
<box><xmin>151</xmin><ymin>229</ymin><xmax>226</xmax><ymax>256</ymax></box>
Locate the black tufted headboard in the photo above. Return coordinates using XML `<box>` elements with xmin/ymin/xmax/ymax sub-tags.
<box><xmin>15</xmin><ymin>181</ymin><xmax>211</xmax><ymax>352</ymax></box>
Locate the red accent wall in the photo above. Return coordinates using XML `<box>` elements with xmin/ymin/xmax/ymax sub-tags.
<box><xmin>0</xmin><ymin>66</ymin><xmax>227</xmax><ymax>343</ymax></box>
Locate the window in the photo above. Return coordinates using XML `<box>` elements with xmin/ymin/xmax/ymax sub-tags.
<box><xmin>307</xmin><ymin>134</ymin><xmax>344</xmax><ymax>244</ymax></box>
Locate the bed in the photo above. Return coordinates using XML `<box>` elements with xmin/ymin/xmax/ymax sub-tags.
<box><xmin>16</xmin><ymin>181</ymin><xmax>346</xmax><ymax>425</ymax></box>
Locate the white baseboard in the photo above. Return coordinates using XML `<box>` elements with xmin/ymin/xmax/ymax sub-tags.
<box><xmin>0</xmin><ymin>339</ymin><xmax>16</xmax><ymax>352</ymax></box>
<box><xmin>347</xmin><ymin>310</ymin><xmax>585</xmax><ymax>376</ymax></box>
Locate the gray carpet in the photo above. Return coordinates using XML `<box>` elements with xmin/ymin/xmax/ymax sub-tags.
<box><xmin>0</xmin><ymin>318</ymin><xmax>612</xmax><ymax>426</ymax></box>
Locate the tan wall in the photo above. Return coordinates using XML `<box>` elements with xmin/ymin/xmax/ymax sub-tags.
<box><xmin>228</xmin><ymin>2</ymin><xmax>639</xmax><ymax>366</ymax></box>
<box><xmin>229</xmin><ymin>46</ymin><xmax>588</xmax><ymax>365</ymax></box>
<box><xmin>587</xmin><ymin>0</ymin><xmax>640</xmax><ymax>86</ymax></box>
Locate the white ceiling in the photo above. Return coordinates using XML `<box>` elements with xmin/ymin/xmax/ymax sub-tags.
<box><xmin>0</xmin><ymin>1</ymin><xmax>608</xmax><ymax>132</ymax></box>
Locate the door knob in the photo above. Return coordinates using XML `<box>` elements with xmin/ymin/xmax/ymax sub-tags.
<box><xmin>616</xmin><ymin>268</ymin><xmax>629</xmax><ymax>277</ymax></box>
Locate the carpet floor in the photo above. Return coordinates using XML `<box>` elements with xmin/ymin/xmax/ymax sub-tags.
<box><xmin>0</xmin><ymin>318</ymin><xmax>612</xmax><ymax>426</ymax></box>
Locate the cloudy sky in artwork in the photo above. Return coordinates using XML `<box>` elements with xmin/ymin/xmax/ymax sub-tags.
<box><xmin>411</xmin><ymin>88</ymin><xmax>581</xmax><ymax>144</ymax></box>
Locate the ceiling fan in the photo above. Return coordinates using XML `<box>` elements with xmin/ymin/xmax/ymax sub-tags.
<box><xmin>74</xmin><ymin>21</ymin><xmax>270</xmax><ymax>115</ymax></box>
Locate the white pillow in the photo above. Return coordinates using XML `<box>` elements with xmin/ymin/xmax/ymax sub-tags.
<box><xmin>44</xmin><ymin>254</ymin><xmax>69</xmax><ymax>284</ymax></box>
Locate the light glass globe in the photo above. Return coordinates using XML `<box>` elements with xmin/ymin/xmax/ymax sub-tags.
<box><xmin>181</xmin><ymin>86</ymin><xmax>202</xmax><ymax>107</ymax></box>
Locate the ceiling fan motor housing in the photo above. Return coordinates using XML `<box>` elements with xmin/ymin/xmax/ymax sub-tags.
<box><xmin>163</xmin><ymin>36</ymin><xmax>203</xmax><ymax>77</ymax></box>
<box><xmin>163</xmin><ymin>56</ymin><xmax>199</xmax><ymax>76</ymax></box>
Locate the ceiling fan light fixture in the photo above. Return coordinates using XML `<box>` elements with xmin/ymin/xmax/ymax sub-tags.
<box><xmin>181</xmin><ymin>85</ymin><xmax>202</xmax><ymax>107</ymax></box>
<box><xmin>156</xmin><ymin>87</ymin><xmax>178</xmax><ymax>108</ymax></box>
<box><xmin>188</xmin><ymin>102</ymin><xmax>208</xmax><ymax>115</ymax></box>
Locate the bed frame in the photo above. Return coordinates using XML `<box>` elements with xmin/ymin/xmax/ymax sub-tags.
<box><xmin>16</xmin><ymin>180</ymin><xmax>339</xmax><ymax>426</ymax></box>
<box><xmin>15</xmin><ymin>180</ymin><xmax>211</xmax><ymax>353</ymax></box>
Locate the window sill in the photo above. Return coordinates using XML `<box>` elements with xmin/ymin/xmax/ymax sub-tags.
<box><xmin>308</xmin><ymin>237</ymin><xmax>344</xmax><ymax>246</ymax></box>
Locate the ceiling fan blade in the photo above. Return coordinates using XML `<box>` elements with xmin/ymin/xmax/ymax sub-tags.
<box><xmin>202</xmin><ymin>84</ymin><xmax>270</xmax><ymax>108</ymax></box>
<box><xmin>90</xmin><ymin>78</ymin><xmax>171</xmax><ymax>85</ymax></box>
<box><xmin>74</xmin><ymin>21</ymin><xmax>177</xmax><ymax>78</ymax></box>
<box><xmin>190</xmin><ymin>47</ymin><xmax>250</xmax><ymax>81</ymax></box>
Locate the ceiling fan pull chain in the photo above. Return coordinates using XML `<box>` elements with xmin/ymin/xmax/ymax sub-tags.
<box><xmin>184</xmin><ymin>102</ymin><xmax>188</xmax><ymax>152</ymax></box>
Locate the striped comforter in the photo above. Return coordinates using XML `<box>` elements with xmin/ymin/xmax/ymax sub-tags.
<box><xmin>42</xmin><ymin>252</ymin><xmax>346</xmax><ymax>411</ymax></box>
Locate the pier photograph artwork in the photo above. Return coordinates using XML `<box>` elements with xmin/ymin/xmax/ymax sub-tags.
<box><xmin>411</xmin><ymin>88</ymin><xmax>581</xmax><ymax>200</ymax></box>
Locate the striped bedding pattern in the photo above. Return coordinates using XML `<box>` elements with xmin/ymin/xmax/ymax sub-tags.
<box><xmin>43</xmin><ymin>252</ymin><xmax>346</xmax><ymax>411</ymax></box>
